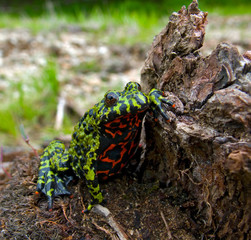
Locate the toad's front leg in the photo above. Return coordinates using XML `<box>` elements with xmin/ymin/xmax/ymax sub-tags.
<box><xmin>149</xmin><ymin>89</ymin><xmax>175</xmax><ymax>122</ymax></box>
<box><xmin>82</xmin><ymin>158</ymin><xmax>104</xmax><ymax>213</ymax></box>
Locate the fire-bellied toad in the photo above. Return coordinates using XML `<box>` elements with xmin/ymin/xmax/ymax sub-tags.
<box><xmin>36</xmin><ymin>82</ymin><xmax>175</xmax><ymax>212</ymax></box>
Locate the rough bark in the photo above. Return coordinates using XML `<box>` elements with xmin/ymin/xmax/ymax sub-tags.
<box><xmin>140</xmin><ymin>0</ymin><xmax>251</xmax><ymax>239</ymax></box>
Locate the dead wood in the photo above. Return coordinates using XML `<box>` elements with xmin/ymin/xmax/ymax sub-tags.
<box><xmin>140</xmin><ymin>0</ymin><xmax>251</xmax><ymax>239</ymax></box>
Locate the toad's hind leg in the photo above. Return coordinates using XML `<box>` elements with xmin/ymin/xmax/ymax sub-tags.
<box><xmin>36</xmin><ymin>140</ymin><xmax>74</xmax><ymax>210</ymax></box>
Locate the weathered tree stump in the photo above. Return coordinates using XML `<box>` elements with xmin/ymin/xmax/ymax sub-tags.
<box><xmin>140</xmin><ymin>0</ymin><xmax>251</xmax><ymax>239</ymax></box>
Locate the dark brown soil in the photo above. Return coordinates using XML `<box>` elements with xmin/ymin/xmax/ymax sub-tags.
<box><xmin>0</xmin><ymin>150</ymin><xmax>196</xmax><ymax>240</ymax></box>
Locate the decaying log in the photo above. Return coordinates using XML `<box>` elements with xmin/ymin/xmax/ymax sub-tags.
<box><xmin>140</xmin><ymin>0</ymin><xmax>251</xmax><ymax>239</ymax></box>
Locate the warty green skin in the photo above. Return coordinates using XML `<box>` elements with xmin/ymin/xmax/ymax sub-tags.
<box><xmin>36</xmin><ymin>82</ymin><xmax>174</xmax><ymax>212</ymax></box>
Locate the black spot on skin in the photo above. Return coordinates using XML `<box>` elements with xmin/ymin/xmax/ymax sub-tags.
<box><xmin>84</xmin><ymin>128</ymin><xmax>90</xmax><ymax>135</ymax></box>
<box><xmin>93</xmin><ymin>132</ymin><xmax>97</xmax><ymax>139</ymax></box>
<box><xmin>77</xmin><ymin>149</ymin><xmax>82</xmax><ymax>156</ymax></box>
<box><xmin>79</xmin><ymin>114</ymin><xmax>87</xmax><ymax>127</ymax></box>
<box><xmin>92</xmin><ymin>178</ymin><xmax>99</xmax><ymax>188</ymax></box>
<box><xmin>119</xmin><ymin>102</ymin><xmax>129</xmax><ymax>114</ymax></box>
<box><xmin>54</xmin><ymin>146</ymin><xmax>63</xmax><ymax>152</ymax></box>
<box><xmin>128</xmin><ymin>99</ymin><xmax>134</xmax><ymax>110</ymax></box>
<box><xmin>74</xmin><ymin>145</ymin><xmax>79</xmax><ymax>153</ymax></box>
<box><xmin>49</xmin><ymin>152</ymin><xmax>55</xmax><ymax>157</ymax></box>
<box><xmin>88</xmin><ymin>126</ymin><xmax>94</xmax><ymax>132</ymax></box>
<box><xmin>42</xmin><ymin>156</ymin><xmax>50</xmax><ymax>161</ymax></box>
<box><xmin>89</xmin><ymin>109</ymin><xmax>94</xmax><ymax>117</ymax></box>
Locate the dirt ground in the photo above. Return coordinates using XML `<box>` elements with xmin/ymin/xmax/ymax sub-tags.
<box><xmin>0</xmin><ymin>150</ymin><xmax>197</xmax><ymax>240</ymax></box>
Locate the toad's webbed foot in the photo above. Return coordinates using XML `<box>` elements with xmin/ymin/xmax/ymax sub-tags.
<box><xmin>36</xmin><ymin>140</ymin><xmax>74</xmax><ymax>210</ymax></box>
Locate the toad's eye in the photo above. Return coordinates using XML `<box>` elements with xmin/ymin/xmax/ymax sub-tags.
<box><xmin>136</xmin><ymin>83</ymin><xmax>141</xmax><ymax>91</ymax></box>
<box><xmin>105</xmin><ymin>92</ymin><xmax>119</xmax><ymax>107</ymax></box>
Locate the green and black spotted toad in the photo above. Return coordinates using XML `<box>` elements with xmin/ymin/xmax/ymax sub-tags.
<box><xmin>36</xmin><ymin>82</ymin><xmax>175</xmax><ymax>212</ymax></box>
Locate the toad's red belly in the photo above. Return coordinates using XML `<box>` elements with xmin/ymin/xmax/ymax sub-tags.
<box><xmin>96</xmin><ymin>112</ymin><xmax>145</xmax><ymax>180</ymax></box>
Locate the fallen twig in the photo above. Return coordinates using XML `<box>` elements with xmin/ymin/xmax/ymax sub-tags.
<box><xmin>160</xmin><ymin>210</ymin><xmax>172</xmax><ymax>240</ymax></box>
<box><xmin>91</xmin><ymin>219</ymin><xmax>119</xmax><ymax>240</ymax></box>
<box><xmin>92</xmin><ymin>204</ymin><xmax>130</xmax><ymax>240</ymax></box>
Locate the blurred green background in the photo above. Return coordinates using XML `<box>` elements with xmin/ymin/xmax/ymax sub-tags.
<box><xmin>0</xmin><ymin>0</ymin><xmax>250</xmax><ymax>146</ymax></box>
<box><xmin>1</xmin><ymin>0</ymin><xmax>250</xmax><ymax>34</ymax></box>
<box><xmin>1</xmin><ymin>0</ymin><xmax>251</xmax><ymax>16</ymax></box>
